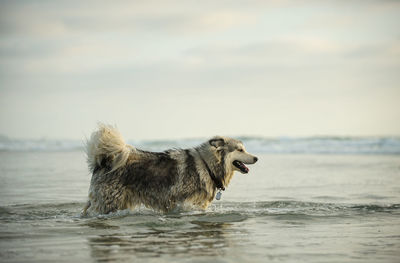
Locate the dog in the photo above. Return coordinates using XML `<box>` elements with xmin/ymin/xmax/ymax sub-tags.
<box><xmin>83</xmin><ymin>124</ymin><xmax>258</xmax><ymax>215</ymax></box>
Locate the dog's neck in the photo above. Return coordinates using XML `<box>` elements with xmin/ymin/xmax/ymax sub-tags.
<box><xmin>195</xmin><ymin>148</ymin><xmax>225</xmax><ymax>191</ymax></box>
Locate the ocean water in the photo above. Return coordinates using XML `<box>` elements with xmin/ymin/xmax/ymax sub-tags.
<box><xmin>1</xmin><ymin>136</ymin><xmax>400</xmax><ymax>154</ymax></box>
<box><xmin>1</xmin><ymin>138</ymin><xmax>400</xmax><ymax>262</ymax></box>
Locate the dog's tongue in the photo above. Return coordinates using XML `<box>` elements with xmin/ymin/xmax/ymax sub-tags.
<box><xmin>240</xmin><ymin>162</ymin><xmax>249</xmax><ymax>173</ymax></box>
<box><xmin>242</xmin><ymin>163</ymin><xmax>249</xmax><ymax>173</ymax></box>
<box><xmin>233</xmin><ymin>160</ymin><xmax>250</xmax><ymax>173</ymax></box>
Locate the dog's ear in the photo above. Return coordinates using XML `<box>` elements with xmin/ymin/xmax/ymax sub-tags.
<box><xmin>209</xmin><ymin>137</ymin><xmax>225</xmax><ymax>148</ymax></box>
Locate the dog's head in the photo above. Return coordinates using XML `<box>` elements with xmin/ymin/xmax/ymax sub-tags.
<box><xmin>209</xmin><ymin>136</ymin><xmax>258</xmax><ymax>174</ymax></box>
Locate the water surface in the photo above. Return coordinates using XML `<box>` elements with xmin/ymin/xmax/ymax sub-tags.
<box><xmin>1</xmin><ymin>151</ymin><xmax>399</xmax><ymax>262</ymax></box>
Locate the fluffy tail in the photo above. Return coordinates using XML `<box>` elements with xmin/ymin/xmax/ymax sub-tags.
<box><xmin>85</xmin><ymin>123</ymin><xmax>133</xmax><ymax>174</ymax></box>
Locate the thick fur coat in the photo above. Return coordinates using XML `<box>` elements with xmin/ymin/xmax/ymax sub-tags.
<box><xmin>83</xmin><ymin>124</ymin><xmax>257</xmax><ymax>214</ymax></box>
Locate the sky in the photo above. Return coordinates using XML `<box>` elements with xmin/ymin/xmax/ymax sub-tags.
<box><xmin>0</xmin><ymin>0</ymin><xmax>399</xmax><ymax>140</ymax></box>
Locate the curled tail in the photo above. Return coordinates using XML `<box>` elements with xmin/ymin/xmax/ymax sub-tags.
<box><xmin>85</xmin><ymin>123</ymin><xmax>133</xmax><ymax>174</ymax></box>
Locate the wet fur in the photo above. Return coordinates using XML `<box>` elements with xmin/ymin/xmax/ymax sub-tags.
<box><xmin>83</xmin><ymin>124</ymin><xmax>257</xmax><ymax>215</ymax></box>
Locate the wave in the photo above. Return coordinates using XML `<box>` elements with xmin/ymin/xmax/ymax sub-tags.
<box><xmin>0</xmin><ymin>138</ymin><xmax>83</xmax><ymax>152</ymax></box>
<box><xmin>235</xmin><ymin>136</ymin><xmax>400</xmax><ymax>155</ymax></box>
<box><xmin>0</xmin><ymin>136</ymin><xmax>399</xmax><ymax>154</ymax></box>
<box><xmin>1</xmin><ymin>201</ymin><xmax>399</xmax><ymax>222</ymax></box>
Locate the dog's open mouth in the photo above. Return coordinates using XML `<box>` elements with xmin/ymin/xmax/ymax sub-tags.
<box><xmin>233</xmin><ymin>160</ymin><xmax>249</xmax><ymax>174</ymax></box>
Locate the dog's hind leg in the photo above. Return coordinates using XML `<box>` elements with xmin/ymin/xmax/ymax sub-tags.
<box><xmin>81</xmin><ymin>200</ymin><xmax>91</xmax><ymax>216</ymax></box>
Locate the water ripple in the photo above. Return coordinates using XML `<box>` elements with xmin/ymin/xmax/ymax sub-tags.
<box><xmin>1</xmin><ymin>201</ymin><xmax>399</xmax><ymax>223</ymax></box>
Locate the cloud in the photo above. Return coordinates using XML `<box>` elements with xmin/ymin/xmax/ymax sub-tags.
<box><xmin>2</xmin><ymin>0</ymin><xmax>397</xmax><ymax>72</ymax></box>
<box><xmin>183</xmin><ymin>37</ymin><xmax>369</xmax><ymax>70</ymax></box>
<box><xmin>0</xmin><ymin>1</ymin><xmax>399</xmax><ymax>138</ymax></box>
<box><xmin>0</xmin><ymin>1</ymin><xmax>257</xmax><ymax>37</ymax></box>
<box><xmin>0</xmin><ymin>1</ymin><xmax>260</xmax><ymax>76</ymax></box>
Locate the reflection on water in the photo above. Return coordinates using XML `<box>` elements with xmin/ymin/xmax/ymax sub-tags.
<box><xmin>85</xmin><ymin>220</ymin><xmax>121</xmax><ymax>230</ymax></box>
<box><xmin>86</xmin><ymin>218</ymin><xmax>236</xmax><ymax>261</ymax></box>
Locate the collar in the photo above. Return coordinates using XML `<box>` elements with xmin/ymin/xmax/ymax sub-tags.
<box><xmin>196</xmin><ymin>149</ymin><xmax>225</xmax><ymax>191</ymax></box>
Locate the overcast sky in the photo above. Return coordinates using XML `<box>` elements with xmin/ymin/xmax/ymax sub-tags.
<box><xmin>0</xmin><ymin>0</ymin><xmax>399</xmax><ymax>140</ymax></box>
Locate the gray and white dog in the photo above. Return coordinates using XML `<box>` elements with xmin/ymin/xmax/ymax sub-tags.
<box><xmin>83</xmin><ymin>124</ymin><xmax>258</xmax><ymax>215</ymax></box>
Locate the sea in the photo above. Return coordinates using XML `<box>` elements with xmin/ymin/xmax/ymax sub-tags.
<box><xmin>0</xmin><ymin>137</ymin><xmax>399</xmax><ymax>263</ymax></box>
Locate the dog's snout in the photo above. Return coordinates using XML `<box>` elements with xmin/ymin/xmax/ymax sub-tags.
<box><xmin>253</xmin><ymin>156</ymin><xmax>258</xmax><ymax>163</ymax></box>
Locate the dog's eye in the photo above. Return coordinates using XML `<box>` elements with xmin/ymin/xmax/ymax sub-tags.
<box><xmin>238</xmin><ymin>149</ymin><xmax>243</xmax><ymax>152</ymax></box>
